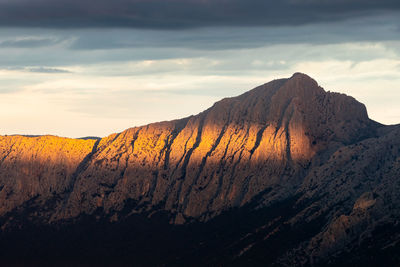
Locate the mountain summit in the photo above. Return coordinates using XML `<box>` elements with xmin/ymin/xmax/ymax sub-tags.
<box><xmin>0</xmin><ymin>73</ymin><xmax>398</xmax><ymax>266</ymax></box>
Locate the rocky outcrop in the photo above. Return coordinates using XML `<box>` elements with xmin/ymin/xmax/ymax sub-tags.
<box><xmin>279</xmin><ymin>125</ymin><xmax>400</xmax><ymax>265</ymax></box>
<box><xmin>61</xmin><ymin>73</ymin><xmax>377</xmax><ymax>223</ymax></box>
<box><xmin>0</xmin><ymin>73</ymin><xmax>376</xmax><ymax>223</ymax></box>
<box><xmin>0</xmin><ymin>135</ymin><xmax>97</xmax><ymax>218</ymax></box>
<box><xmin>0</xmin><ymin>73</ymin><xmax>397</xmax><ymax>266</ymax></box>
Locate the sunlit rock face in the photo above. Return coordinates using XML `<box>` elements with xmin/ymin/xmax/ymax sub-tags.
<box><xmin>0</xmin><ymin>135</ymin><xmax>97</xmax><ymax>217</ymax></box>
<box><xmin>0</xmin><ymin>73</ymin><xmax>376</xmax><ymax>224</ymax></box>
<box><xmin>62</xmin><ymin>73</ymin><xmax>375</xmax><ymax>223</ymax></box>
<box><xmin>2</xmin><ymin>73</ymin><xmax>400</xmax><ymax>266</ymax></box>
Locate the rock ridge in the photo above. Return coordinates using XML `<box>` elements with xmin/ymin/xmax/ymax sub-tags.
<box><xmin>0</xmin><ymin>73</ymin><xmax>378</xmax><ymax>224</ymax></box>
<box><xmin>1</xmin><ymin>73</ymin><xmax>399</xmax><ymax>266</ymax></box>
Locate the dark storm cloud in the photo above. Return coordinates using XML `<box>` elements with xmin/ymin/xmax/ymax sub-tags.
<box><xmin>68</xmin><ymin>14</ymin><xmax>400</xmax><ymax>51</ymax></box>
<box><xmin>0</xmin><ymin>0</ymin><xmax>399</xmax><ymax>28</ymax></box>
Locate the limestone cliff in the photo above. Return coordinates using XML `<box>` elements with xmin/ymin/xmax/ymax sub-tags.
<box><xmin>0</xmin><ymin>73</ymin><xmax>397</xmax><ymax>266</ymax></box>
<box><xmin>0</xmin><ymin>135</ymin><xmax>97</xmax><ymax>217</ymax></box>
<box><xmin>0</xmin><ymin>73</ymin><xmax>376</xmax><ymax>224</ymax></box>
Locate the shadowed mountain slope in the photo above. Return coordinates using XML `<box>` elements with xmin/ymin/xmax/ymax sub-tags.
<box><xmin>0</xmin><ymin>73</ymin><xmax>398</xmax><ymax>266</ymax></box>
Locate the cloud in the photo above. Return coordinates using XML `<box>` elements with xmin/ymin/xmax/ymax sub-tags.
<box><xmin>26</xmin><ymin>67</ymin><xmax>71</xmax><ymax>73</ymax></box>
<box><xmin>0</xmin><ymin>37</ymin><xmax>62</xmax><ymax>48</ymax></box>
<box><xmin>0</xmin><ymin>0</ymin><xmax>398</xmax><ymax>29</ymax></box>
<box><xmin>1</xmin><ymin>66</ymin><xmax>71</xmax><ymax>73</ymax></box>
<box><xmin>68</xmin><ymin>15</ymin><xmax>400</xmax><ymax>51</ymax></box>
<box><xmin>0</xmin><ymin>5</ymin><xmax>399</xmax><ymax>138</ymax></box>
<box><xmin>0</xmin><ymin>12</ymin><xmax>398</xmax><ymax>69</ymax></box>
<box><xmin>0</xmin><ymin>41</ymin><xmax>399</xmax><ymax>137</ymax></box>
<box><xmin>0</xmin><ymin>86</ymin><xmax>23</xmax><ymax>94</ymax></box>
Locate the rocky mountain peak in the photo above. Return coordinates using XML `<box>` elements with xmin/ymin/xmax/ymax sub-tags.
<box><xmin>0</xmin><ymin>74</ymin><xmax>378</xmax><ymax>222</ymax></box>
<box><xmin>0</xmin><ymin>73</ymin><xmax>398</xmax><ymax>266</ymax></box>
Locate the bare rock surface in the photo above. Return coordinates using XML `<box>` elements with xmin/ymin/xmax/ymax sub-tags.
<box><xmin>0</xmin><ymin>73</ymin><xmax>398</xmax><ymax>266</ymax></box>
<box><xmin>0</xmin><ymin>135</ymin><xmax>97</xmax><ymax>218</ymax></box>
<box><xmin>60</xmin><ymin>73</ymin><xmax>375</xmax><ymax>222</ymax></box>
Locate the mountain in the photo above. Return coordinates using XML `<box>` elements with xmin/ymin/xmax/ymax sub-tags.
<box><xmin>0</xmin><ymin>73</ymin><xmax>399</xmax><ymax>266</ymax></box>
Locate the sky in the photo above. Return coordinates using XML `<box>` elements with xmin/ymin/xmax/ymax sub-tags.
<box><xmin>0</xmin><ymin>0</ymin><xmax>400</xmax><ymax>138</ymax></box>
